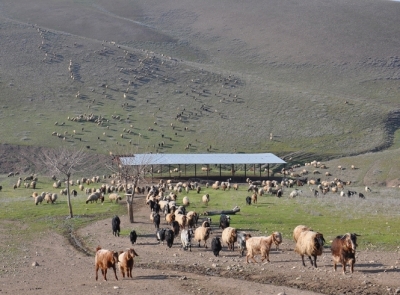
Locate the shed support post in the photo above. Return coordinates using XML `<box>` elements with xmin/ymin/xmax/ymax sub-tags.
<box><xmin>195</xmin><ymin>164</ymin><xmax>197</xmax><ymax>178</ymax></box>
<box><xmin>244</xmin><ymin>164</ymin><xmax>247</xmax><ymax>179</ymax></box>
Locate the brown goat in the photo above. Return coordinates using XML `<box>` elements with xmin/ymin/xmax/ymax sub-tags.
<box><xmin>245</xmin><ymin>233</ymin><xmax>281</xmax><ymax>263</ymax></box>
<box><xmin>251</xmin><ymin>193</ymin><xmax>258</xmax><ymax>204</ymax></box>
<box><xmin>118</xmin><ymin>248</ymin><xmax>139</xmax><ymax>278</ymax></box>
<box><xmin>95</xmin><ymin>246</ymin><xmax>119</xmax><ymax>281</ymax></box>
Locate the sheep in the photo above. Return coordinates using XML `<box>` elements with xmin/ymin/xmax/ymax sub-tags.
<box><xmin>293</xmin><ymin>225</ymin><xmax>312</xmax><ymax>243</ymax></box>
<box><xmin>34</xmin><ymin>195</ymin><xmax>44</xmax><ymax>205</ymax></box>
<box><xmin>365</xmin><ymin>186</ymin><xmax>372</xmax><ymax>192</ymax></box>
<box><xmin>181</xmin><ymin>228</ymin><xmax>194</xmax><ymax>251</ymax></box>
<box><xmin>30</xmin><ymin>181</ymin><xmax>36</xmax><ymax>189</ymax></box>
<box><xmin>118</xmin><ymin>248</ymin><xmax>139</xmax><ymax>277</ymax></box>
<box><xmin>182</xmin><ymin>196</ymin><xmax>190</xmax><ymax>206</ymax></box>
<box><xmin>221</xmin><ymin>227</ymin><xmax>237</xmax><ymax>251</ymax></box>
<box><xmin>245</xmin><ymin>232</ymin><xmax>281</xmax><ymax>263</ymax></box>
<box><xmin>294</xmin><ymin>230</ymin><xmax>325</xmax><ymax>268</ymax></box>
<box><xmin>44</xmin><ymin>193</ymin><xmax>52</xmax><ymax>203</ymax></box>
<box><xmin>186</xmin><ymin>211</ymin><xmax>198</xmax><ymax>228</ymax></box>
<box><xmin>51</xmin><ymin>193</ymin><xmax>58</xmax><ymax>204</ymax></box>
<box><xmin>196</xmin><ymin>186</ymin><xmax>201</xmax><ymax>193</ymax></box>
<box><xmin>94</xmin><ymin>246</ymin><xmax>119</xmax><ymax>281</ymax></box>
<box><xmin>202</xmin><ymin>218</ymin><xmax>212</xmax><ymax>228</ymax></box>
<box><xmin>175</xmin><ymin>213</ymin><xmax>187</xmax><ymax>229</ymax></box>
<box><xmin>232</xmin><ymin>183</ymin><xmax>239</xmax><ymax>190</ymax></box>
<box><xmin>202</xmin><ymin>194</ymin><xmax>210</xmax><ymax>206</ymax></box>
<box><xmin>109</xmin><ymin>193</ymin><xmax>122</xmax><ymax>203</ymax></box>
<box><xmin>86</xmin><ymin>192</ymin><xmax>104</xmax><ymax>204</ymax></box>
<box><xmin>165</xmin><ymin>213</ymin><xmax>175</xmax><ymax>225</ymax></box>
<box><xmin>211</xmin><ymin>182</ymin><xmax>219</xmax><ymax>190</ymax></box>
<box><xmin>289</xmin><ymin>189</ymin><xmax>302</xmax><ymax>198</ymax></box>
<box><xmin>194</xmin><ymin>226</ymin><xmax>212</xmax><ymax>248</ymax></box>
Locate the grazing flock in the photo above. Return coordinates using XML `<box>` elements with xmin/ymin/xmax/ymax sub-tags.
<box><xmin>88</xmin><ymin>177</ymin><xmax>361</xmax><ymax>281</ymax></box>
<box><xmin>3</xmin><ymin>168</ymin><xmax>364</xmax><ymax>281</ymax></box>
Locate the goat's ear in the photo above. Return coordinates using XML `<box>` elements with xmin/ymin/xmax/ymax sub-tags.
<box><xmin>354</xmin><ymin>233</ymin><xmax>361</xmax><ymax>236</ymax></box>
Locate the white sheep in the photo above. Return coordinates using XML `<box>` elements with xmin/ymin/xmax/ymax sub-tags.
<box><xmin>289</xmin><ymin>189</ymin><xmax>302</xmax><ymax>198</ymax></box>
<box><xmin>221</xmin><ymin>227</ymin><xmax>237</xmax><ymax>251</ymax></box>
<box><xmin>44</xmin><ymin>193</ymin><xmax>53</xmax><ymax>203</ymax></box>
<box><xmin>194</xmin><ymin>226</ymin><xmax>212</xmax><ymax>248</ymax></box>
<box><xmin>293</xmin><ymin>225</ymin><xmax>312</xmax><ymax>243</ymax></box>
<box><xmin>86</xmin><ymin>192</ymin><xmax>104</xmax><ymax>204</ymax></box>
<box><xmin>202</xmin><ymin>194</ymin><xmax>210</xmax><ymax>206</ymax></box>
<box><xmin>186</xmin><ymin>211</ymin><xmax>198</xmax><ymax>228</ymax></box>
<box><xmin>182</xmin><ymin>196</ymin><xmax>190</xmax><ymax>206</ymax></box>
<box><xmin>34</xmin><ymin>195</ymin><xmax>44</xmax><ymax>205</ymax></box>
<box><xmin>294</xmin><ymin>230</ymin><xmax>325</xmax><ymax>268</ymax></box>
<box><xmin>51</xmin><ymin>193</ymin><xmax>58</xmax><ymax>203</ymax></box>
<box><xmin>109</xmin><ymin>193</ymin><xmax>122</xmax><ymax>203</ymax></box>
<box><xmin>165</xmin><ymin>213</ymin><xmax>175</xmax><ymax>225</ymax></box>
<box><xmin>175</xmin><ymin>214</ymin><xmax>187</xmax><ymax>229</ymax></box>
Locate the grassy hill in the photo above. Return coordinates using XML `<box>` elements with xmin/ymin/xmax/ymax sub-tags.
<box><xmin>0</xmin><ymin>0</ymin><xmax>400</xmax><ymax>183</ymax></box>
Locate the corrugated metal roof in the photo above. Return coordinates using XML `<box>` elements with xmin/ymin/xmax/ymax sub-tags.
<box><xmin>119</xmin><ymin>153</ymin><xmax>285</xmax><ymax>166</ymax></box>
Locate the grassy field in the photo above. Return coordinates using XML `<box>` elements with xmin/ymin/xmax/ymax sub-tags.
<box><xmin>1</xmin><ymin>176</ymin><xmax>399</xmax><ymax>252</ymax></box>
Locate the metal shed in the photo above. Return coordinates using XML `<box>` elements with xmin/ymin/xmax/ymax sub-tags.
<box><xmin>118</xmin><ymin>153</ymin><xmax>285</xmax><ymax>179</ymax></box>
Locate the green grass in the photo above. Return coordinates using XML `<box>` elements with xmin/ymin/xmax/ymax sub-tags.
<box><xmin>185</xmin><ymin>186</ymin><xmax>400</xmax><ymax>251</ymax></box>
<box><xmin>0</xmin><ymin>177</ymin><xmax>126</xmax><ymax>246</ymax></box>
<box><xmin>1</xmin><ymin>177</ymin><xmax>400</xmax><ymax>253</ymax></box>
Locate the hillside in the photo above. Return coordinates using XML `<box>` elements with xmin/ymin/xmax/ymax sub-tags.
<box><xmin>0</xmin><ymin>0</ymin><xmax>400</xmax><ymax>180</ymax></box>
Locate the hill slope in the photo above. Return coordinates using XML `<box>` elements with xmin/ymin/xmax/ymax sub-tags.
<box><xmin>0</xmin><ymin>0</ymin><xmax>400</xmax><ymax>177</ymax></box>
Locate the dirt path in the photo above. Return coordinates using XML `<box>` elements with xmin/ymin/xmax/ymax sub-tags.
<box><xmin>1</xmin><ymin>195</ymin><xmax>399</xmax><ymax>295</ymax></box>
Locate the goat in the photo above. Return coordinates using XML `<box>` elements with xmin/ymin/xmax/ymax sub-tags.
<box><xmin>331</xmin><ymin>233</ymin><xmax>359</xmax><ymax>274</ymax></box>
<box><xmin>94</xmin><ymin>246</ymin><xmax>118</xmax><ymax>281</ymax></box>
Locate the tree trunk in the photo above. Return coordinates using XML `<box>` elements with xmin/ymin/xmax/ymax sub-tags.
<box><xmin>66</xmin><ymin>175</ymin><xmax>73</xmax><ymax>218</ymax></box>
<box><xmin>202</xmin><ymin>206</ymin><xmax>240</xmax><ymax>216</ymax></box>
<box><xmin>126</xmin><ymin>193</ymin><xmax>134</xmax><ymax>223</ymax></box>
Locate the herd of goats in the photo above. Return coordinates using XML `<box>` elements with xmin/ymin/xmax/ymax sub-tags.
<box><xmin>3</xmin><ymin>170</ymin><xmax>363</xmax><ymax>282</ymax></box>
<box><xmin>93</xmin><ymin>177</ymin><xmax>360</xmax><ymax>282</ymax></box>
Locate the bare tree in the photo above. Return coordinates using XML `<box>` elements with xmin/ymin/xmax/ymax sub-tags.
<box><xmin>35</xmin><ymin>147</ymin><xmax>103</xmax><ymax>218</ymax></box>
<box><xmin>107</xmin><ymin>152</ymin><xmax>154</xmax><ymax>223</ymax></box>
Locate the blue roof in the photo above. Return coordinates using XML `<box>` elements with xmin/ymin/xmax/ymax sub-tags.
<box><xmin>119</xmin><ymin>153</ymin><xmax>285</xmax><ymax>166</ymax></box>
